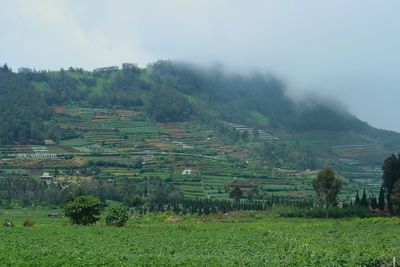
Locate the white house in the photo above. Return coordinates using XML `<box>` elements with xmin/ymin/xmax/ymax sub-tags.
<box><xmin>182</xmin><ymin>168</ymin><xmax>192</xmax><ymax>175</ymax></box>
<box><xmin>40</xmin><ymin>172</ymin><xmax>54</xmax><ymax>185</ymax></box>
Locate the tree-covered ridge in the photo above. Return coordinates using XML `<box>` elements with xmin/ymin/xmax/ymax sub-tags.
<box><xmin>29</xmin><ymin>61</ymin><xmax>370</xmax><ymax>128</ymax></box>
<box><xmin>0</xmin><ymin>60</ymin><xmax>383</xmax><ymax>144</ymax></box>
<box><xmin>142</xmin><ymin>61</ymin><xmax>369</xmax><ymax>131</ymax></box>
<box><xmin>0</xmin><ymin>65</ymin><xmax>52</xmax><ymax>144</ymax></box>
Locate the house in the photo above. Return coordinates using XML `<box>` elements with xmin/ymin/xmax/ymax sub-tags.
<box><xmin>44</xmin><ymin>139</ymin><xmax>55</xmax><ymax>145</ymax></box>
<box><xmin>40</xmin><ymin>172</ymin><xmax>54</xmax><ymax>186</ymax></box>
<box><xmin>16</xmin><ymin>153</ymin><xmax>57</xmax><ymax>159</ymax></box>
<box><xmin>182</xmin><ymin>168</ymin><xmax>192</xmax><ymax>175</ymax></box>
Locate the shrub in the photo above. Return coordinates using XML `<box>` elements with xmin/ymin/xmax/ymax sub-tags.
<box><xmin>127</xmin><ymin>195</ymin><xmax>145</xmax><ymax>208</ymax></box>
<box><xmin>276</xmin><ymin>206</ymin><xmax>372</xmax><ymax>219</ymax></box>
<box><xmin>105</xmin><ymin>204</ymin><xmax>129</xmax><ymax>227</ymax></box>
<box><xmin>64</xmin><ymin>195</ymin><xmax>101</xmax><ymax>225</ymax></box>
<box><xmin>22</xmin><ymin>220</ymin><xmax>34</xmax><ymax>227</ymax></box>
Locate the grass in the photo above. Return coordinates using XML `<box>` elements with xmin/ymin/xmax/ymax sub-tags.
<box><xmin>1</xmin><ymin>208</ymin><xmax>399</xmax><ymax>266</ymax></box>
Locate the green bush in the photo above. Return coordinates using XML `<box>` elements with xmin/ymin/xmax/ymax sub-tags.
<box><xmin>123</xmin><ymin>195</ymin><xmax>145</xmax><ymax>208</ymax></box>
<box><xmin>64</xmin><ymin>196</ymin><xmax>101</xmax><ymax>225</ymax></box>
<box><xmin>105</xmin><ymin>204</ymin><xmax>129</xmax><ymax>227</ymax></box>
<box><xmin>276</xmin><ymin>206</ymin><xmax>372</xmax><ymax>219</ymax></box>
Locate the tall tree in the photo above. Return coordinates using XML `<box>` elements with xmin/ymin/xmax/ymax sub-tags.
<box><xmin>354</xmin><ymin>191</ymin><xmax>360</xmax><ymax>206</ymax></box>
<box><xmin>312</xmin><ymin>166</ymin><xmax>342</xmax><ymax>207</ymax></box>
<box><xmin>382</xmin><ymin>154</ymin><xmax>400</xmax><ymax>210</ymax></box>
<box><xmin>370</xmin><ymin>195</ymin><xmax>378</xmax><ymax>209</ymax></box>
<box><xmin>229</xmin><ymin>185</ymin><xmax>243</xmax><ymax>204</ymax></box>
<box><xmin>378</xmin><ymin>187</ymin><xmax>385</xmax><ymax>211</ymax></box>
<box><xmin>360</xmin><ymin>189</ymin><xmax>368</xmax><ymax>207</ymax></box>
<box><xmin>391</xmin><ymin>180</ymin><xmax>400</xmax><ymax>215</ymax></box>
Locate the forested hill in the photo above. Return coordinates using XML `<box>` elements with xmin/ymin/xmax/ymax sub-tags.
<box><xmin>0</xmin><ymin>65</ymin><xmax>52</xmax><ymax>144</ymax></box>
<box><xmin>0</xmin><ymin>61</ymin><xmax>396</xmax><ymax>145</ymax></box>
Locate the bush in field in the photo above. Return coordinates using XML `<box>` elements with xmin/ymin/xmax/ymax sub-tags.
<box><xmin>105</xmin><ymin>204</ymin><xmax>129</xmax><ymax>227</ymax></box>
<box><xmin>64</xmin><ymin>196</ymin><xmax>101</xmax><ymax>225</ymax></box>
<box><xmin>22</xmin><ymin>220</ymin><xmax>35</xmax><ymax>227</ymax></box>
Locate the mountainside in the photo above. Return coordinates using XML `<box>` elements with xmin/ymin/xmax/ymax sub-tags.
<box><xmin>4</xmin><ymin>61</ymin><xmax>386</xmax><ymax>138</ymax></box>
<box><xmin>1</xmin><ymin>61</ymin><xmax>400</xmax><ymax>196</ymax></box>
<box><xmin>0</xmin><ymin>65</ymin><xmax>52</xmax><ymax>144</ymax></box>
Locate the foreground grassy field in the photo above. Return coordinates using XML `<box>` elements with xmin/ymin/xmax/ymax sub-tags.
<box><xmin>1</xmin><ymin>209</ymin><xmax>399</xmax><ymax>266</ymax></box>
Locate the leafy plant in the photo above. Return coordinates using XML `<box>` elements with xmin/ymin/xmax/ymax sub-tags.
<box><xmin>105</xmin><ymin>204</ymin><xmax>129</xmax><ymax>227</ymax></box>
<box><xmin>64</xmin><ymin>195</ymin><xmax>101</xmax><ymax>225</ymax></box>
<box><xmin>312</xmin><ymin>166</ymin><xmax>342</xmax><ymax>207</ymax></box>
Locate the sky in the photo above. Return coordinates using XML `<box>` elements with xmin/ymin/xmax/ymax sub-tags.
<box><xmin>1</xmin><ymin>0</ymin><xmax>400</xmax><ymax>132</ymax></box>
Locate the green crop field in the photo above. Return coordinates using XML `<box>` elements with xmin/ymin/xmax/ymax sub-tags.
<box><xmin>1</xmin><ymin>209</ymin><xmax>399</xmax><ymax>266</ymax></box>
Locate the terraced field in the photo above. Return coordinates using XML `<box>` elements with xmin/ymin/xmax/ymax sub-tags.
<box><xmin>0</xmin><ymin>105</ymin><xmax>388</xmax><ymax>201</ymax></box>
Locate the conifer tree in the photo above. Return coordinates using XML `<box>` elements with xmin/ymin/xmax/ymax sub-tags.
<box><xmin>378</xmin><ymin>187</ymin><xmax>385</xmax><ymax>211</ymax></box>
<box><xmin>360</xmin><ymin>189</ymin><xmax>368</xmax><ymax>207</ymax></box>
<box><xmin>370</xmin><ymin>195</ymin><xmax>378</xmax><ymax>209</ymax></box>
<box><xmin>354</xmin><ymin>191</ymin><xmax>360</xmax><ymax>206</ymax></box>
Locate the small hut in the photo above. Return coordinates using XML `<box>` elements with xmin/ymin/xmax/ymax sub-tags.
<box><xmin>40</xmin><ymin>172</ymin><xmax>54</xmax><ymax>185</ymax></box>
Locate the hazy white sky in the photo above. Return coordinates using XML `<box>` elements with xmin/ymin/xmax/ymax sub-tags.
<box><xmin>1</xmin><ymin>0</ymin><xmax>400</xmax><ymax>131</ymax></box>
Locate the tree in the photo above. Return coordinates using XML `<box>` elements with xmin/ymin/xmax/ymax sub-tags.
<box><xmin>241</xmin><ymin>130</ymin><xmax>249</xmax><ymax>141</ymax></box>
<box><xmin>370</xmin><ymin>195</ymin><xmax>378</xmax><ymax>209</ymax></box>
<box><xmin>64</xmin><ymin>195</ymin><xmax>101</xmax><ymax>225</ymax></box>
<box><xmin>105</xmin><ymin>204</ymin><xmax>129</xmax><ymax>227</ymax></box>
<box><xmin>132</xmin><ymin>158</ymin><xmax>143</xmax><ymax>169</ymax></box>
<box><xmin>360</xmin><ymin>189</ymin><xmax>368</xmax><ymax>207</ymax></box>
<box><xmin>229</xmin><ymin>185</ymin><xmax>243</xmax><ymax>203</ymax></box>
<box><xmin>382</xmin><ymin>154</ymin><xmax>400</xmax><ymax>210</ymax></box>
<box><xmin>354</xmin><ymin>191</ymin><xmax>360</xmax><ymax>206</ymax></box>
<box><xmin>125</xmin><ymin>195</ymin><xmax>145</xmax><ymax>208</ymax></box>
<box><xmin>378</xmin><ymin>187</ymin><xmax>385</xmax><ymax>211</ymax></box>
<box><xmin>253</xmin><ymin>128</ymin><xmax>259</xmax><ymax>139</ymax></box>
<box><xmin>0</xmin><ymin>69</ymin><xmax>52</xmax><ymax>144</ymax></box>
<box><xmin>312</xmin><ymin>166</ymin><xmax>342</xmax><ymax>207</ymax></box>
<box><xmin>0</xmin><ymin>64</ymin><xmax>10</xmax><ymax>73</ymax></box>
<box><xmin>145</xmin><ymin>87</ymin><xmax>193</xmax><ymax>122</ymax></box>
<box><xmin>391</xmin><ymin>180</ymin><xmax>400</xmax><ymax>215</ymax></box>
